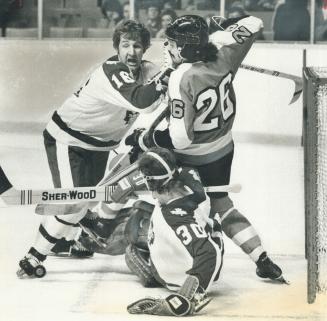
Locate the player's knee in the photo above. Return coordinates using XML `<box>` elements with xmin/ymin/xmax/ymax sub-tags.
<box><xmin>220</xmin><ymin>209</ymin><xmax>252</xmax><ymax>238</ymax></box>
<box><xmin>210</xmin><ymin>196</ymin><xmax>234</xmax><ymax>216</ymax></box>
<box><xmin>124</xmin><ymin>200</ymin><xmax>154</xmax><ymax>250</ymax></box>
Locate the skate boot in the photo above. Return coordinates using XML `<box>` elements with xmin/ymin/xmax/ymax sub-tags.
<box><xmin>69</xmin><ymin>239</ymin><xmax>94</xmax><ymax>258</ymax></box>
<box><xmin>17</xmin><ymin>254</ymin><xmax>46</xmax><ymax>278</ymax></box>
<box><xmin>50</xmin><ymin>237</ymin><xmax>93</xmax><ymax>258</ymax></box>
<box><xmin>256</xmin><ymin>252</ymin><xmax>289</xmax><ymax>284</ymax></box>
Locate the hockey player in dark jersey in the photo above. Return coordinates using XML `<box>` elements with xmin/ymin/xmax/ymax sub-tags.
<box><xmin>17</xmin><ymin>20</ymin><xmax>171</xmax><ymax>278</ymax></box>
<box><xmin>126</xmin><ymin>15</ymin><xmax>287</xmax><ymax>283</ymax></box>
<box><xmin>125</xmin><ymin>147</ymin><xmax>223</xmax><ymax>316</ymax></box>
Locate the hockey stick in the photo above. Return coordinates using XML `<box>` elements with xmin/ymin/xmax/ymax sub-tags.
<box><xmin>34</xmin><ymin>106</ymin><xmax>171</xmax><ymax>216</ymax></box>
<box><xmin>0</xmin><ymin>181</ymin><xmax>242</xmax><ymax>208</ymax></box>
<box><xmin>240</xmin><ymin>64</ymin><xmax>303</xmax><ymax>104</ymax></box>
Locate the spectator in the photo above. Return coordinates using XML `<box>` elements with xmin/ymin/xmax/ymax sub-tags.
<box><xmin>272</xmin><ymin>0</ymin><xmax>310</xmax><ymax>41</ymax></box>
<box><xmin>116</xmin><ymin>1</ymin><xmax>140</xmax><ymax>27</ymax></box>
<box><xmin>155</xmin><ymin>8</ymin><xmax>177</xmax><ymax>38</ymax></box>
<box><xmin>227</xmin><ymin>3</ymin><xmax>265</xmax><ymax>40</ymax></box>
<box><xmin>228</xmin><ymin>3</ymin><xmax>248</xmax><ymax>18</ymax></box>
<box><xmin>145</xmin><ymin>4</ymin><xmax>161</xmax><ymax>37</ymax></box>
<box><xmin>0</xmin><ymin>0</ymin><xmax>23</xmax><ymax>36</ymax></box>
<box><xmin>162</xmin><ymin>0</ymin><xmax>178</xmax><ymax>10</ymax></box>
<box><xmin>184</xmin><ymin>0</ymin><xmax>196</xmax><ymax>10</ymax></box>
<box><xmin>243</xmin><ymin>0</ymin><xmax>276</xmax><ymax>11</ymax></box>
<box><xmin>315</xmin><ymin>0</ymin><xmax>327</xmax><ymax>41</ymax></box>
<box><xmin>101</xmin><ymin>0</ymin><xmax>123</xmax><ymax>27</ymax></box>
<box><xmin>197</xmin><ymin>0</ymin><xmax>220</xmax><ymax>10</ymax></box>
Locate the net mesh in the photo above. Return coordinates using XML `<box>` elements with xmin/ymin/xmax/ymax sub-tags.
<box><xmin>315</xmin><ymin>68</ymin><xmax>327</xmax><ymax>292</ymax></box>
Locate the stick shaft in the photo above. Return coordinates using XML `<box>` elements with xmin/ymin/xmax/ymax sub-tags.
<box><xmin>0</xmin><ymin>184</ymin><xmax>241</xmax><ymax>207</ymax></box>
<box><xmin>240</xmin><ymin>63</ymin><xmax>303</xmax><ymax>104</ymax></box>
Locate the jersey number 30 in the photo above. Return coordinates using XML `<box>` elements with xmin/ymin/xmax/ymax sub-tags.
<box><xmin>194</xmin><ymin>72</ymin><xmax>234</xmax><ymax>132</ymax></box>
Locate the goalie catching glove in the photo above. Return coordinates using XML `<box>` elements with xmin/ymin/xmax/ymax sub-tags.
<box><xmin>127</xmin><ymin>275</ymin><xmax>212</xmax><ymax>316</ymax></box>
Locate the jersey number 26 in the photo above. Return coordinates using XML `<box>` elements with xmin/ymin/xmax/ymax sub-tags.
<box><xmin>194</xmin><ymin>72</ymin><xmax>234</xmax><ymax>132</ymax></box>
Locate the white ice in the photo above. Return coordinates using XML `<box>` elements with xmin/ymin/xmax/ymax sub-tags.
<box><xmin>0</xmin><ymin>129</ymin><xmax>326</xmax><ymax>321</ymax></box>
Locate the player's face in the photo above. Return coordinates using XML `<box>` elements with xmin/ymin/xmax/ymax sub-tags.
<box><xmin>165</xmin><ymin>39</ymin><xmax>183</xmax><ymax>67</ymax></box>
<box><xmin>118</xmin><ymin>35</ymin><xmax>144</xmax><ymax>74</ymax></box>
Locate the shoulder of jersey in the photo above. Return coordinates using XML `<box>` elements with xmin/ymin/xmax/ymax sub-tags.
<box><xmin>169</xmin><ymin>63</ymin><xmax>203</xmax><ymax>87</ymax></box>
<box><xmin>102</xmin><ymin>59</ymin><xmax>129</xmax><ymax>77</ymax></box>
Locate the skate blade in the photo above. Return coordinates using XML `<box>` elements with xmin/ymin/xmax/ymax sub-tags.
<box><xmin>16</xmin><ymin>268</ymin><xmax>27</xmax><ymax>279</ymax></box>
<box><xmin>195</xmin><ymin>297</ymin><xmax>212</xmax><ymax>313</ymax></box>
<box><xmin>275</xmin><ymin>275</ymin><xmax>290</xmax><ymax>285</ymax></box>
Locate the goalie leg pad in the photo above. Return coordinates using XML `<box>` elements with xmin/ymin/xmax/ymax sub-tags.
<box><xmin>125</xmin><ymin>244</ymin><xmax>160</xmax><ymax>287</ymax></box>
<box><xmin>179</xmin><ymin>275</ymin><xmax>199</xmax><ymax>300</ymax></box>
<box><xmin>124</xmin><ymin>201</ymin><xmax>154</xmax><ymax>250</ymax></box>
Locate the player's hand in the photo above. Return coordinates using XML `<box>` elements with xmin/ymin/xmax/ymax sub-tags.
<box><xmin>128</xmin><ymin>146</ymin><xmax>143</xmax><ymax>163</ymax></box>
<box><xmin>148</xmin><ymin>67</ymin><xmax>174</xmax><ymax>94</ymax></box>
<box><xmin>155</xmin><ymin>67</ymin><xmax>173</xmax><ymax>93</ymax></box>
<box><xmin>125</xmin><ymin>128</ymin><xmax>145</xmax><ymax>148</ymax></box>
<box><xmin>125</xmin><ymin>128</ymin><xmax>154</xmax><ymax>151</ymax></box>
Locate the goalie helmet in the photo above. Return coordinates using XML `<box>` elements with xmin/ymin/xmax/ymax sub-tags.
<box><xmin>138</xmin><ymin>147</ymin><xmax>177</xmax><ymax>191</ymax></box>
<box><xmin>165</xmin><ymin>15</ymin><xmax>209</xmax><ymax>62</ymax></box>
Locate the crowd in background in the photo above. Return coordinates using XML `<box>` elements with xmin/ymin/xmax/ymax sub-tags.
<box><xmin>0</xmin><ymin>0</ymin><xmax>327</xmax><ymax>41</ymax></box>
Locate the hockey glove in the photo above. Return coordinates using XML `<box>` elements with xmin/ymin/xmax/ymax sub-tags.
<box><xmin>127</xmin><ymin>275</ymin><xmax>212</xmax><ymax>316</ymax></box>
<box><xmin>150</xmin><ymin>67</ymin><xmax>174</xmax><ymax>93</ymax></box>
<box><xmin>127</xmin><ymin>293</ymin><xmax>195</xmax><ymax>316</ymax></box>
<box><xmin>125</xmin><ymin>128</ymin><xmax>155</xmax><ymax>152</ymax></box>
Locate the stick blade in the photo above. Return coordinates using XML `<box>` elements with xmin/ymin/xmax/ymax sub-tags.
<box><xmin>289</xmin><ymin>80</ymin><xmax>303</xmax><ymax>105</ymax></box>
<box><xmin>35</xmin><ymin>203</ymin><xmax>89</xmax><ymax>216</ymax></box>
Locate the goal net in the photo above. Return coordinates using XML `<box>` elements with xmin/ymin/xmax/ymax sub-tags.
<box><xmin>303</xmin><ymin>67</ymin><xmax>327</xmax><ymax>304</ymax></box>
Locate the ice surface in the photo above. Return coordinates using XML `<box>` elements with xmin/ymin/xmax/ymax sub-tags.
<box><xmin>0</xmin><ymin>131</ymin><xmax>326</xmax><ymax>321</ymax></box>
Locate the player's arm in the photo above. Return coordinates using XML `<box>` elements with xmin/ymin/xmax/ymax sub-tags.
<box><xmin>102</xmin><ymin>61</ymin><xmax>164</xmax><ymax>113</ymax></box>
<box><xmin>163</xmin><ymin>207</ymin><xmax>220</xmax><ymax>291</ymax></box>
<box><xmin>209</xmin><ymin>15</ymin><xmax>264</xmax><ymax>73</ymax></box>
<box><xmin>177</xmin><ymin>168</ymin><xmax>207</xmax><ymax>205</ymax></box>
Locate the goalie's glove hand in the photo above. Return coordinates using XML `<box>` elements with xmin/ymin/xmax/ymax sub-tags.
<box><xmin>125</xmin><ymin>128</ymin><xmax>155</xmax><ymax>152</ymax></box>
<box><xmin>127</xmin><ymin>293</ymin><xmax>195</xmax><ymax>316</ymax></box>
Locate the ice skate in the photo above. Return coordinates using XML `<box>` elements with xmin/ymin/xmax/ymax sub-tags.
<box><xmin>17</xmin><ymin>254</ymin><xmax>46</xmax><ymax>278</ymax></box>
<box><xmin>256</xmin><ymin>252</ymin><xmax>289</xmax><ymax>284</ymax></box>
<box><xmin>50</xmin><ymin>238</ymin><xmax>94</xmax><ymax>258</ymax></box>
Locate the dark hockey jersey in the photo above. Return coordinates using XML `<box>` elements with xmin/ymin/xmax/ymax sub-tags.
<box><xmin>148</xmin><ymin>167</ymin><xmax>223</xmax><ymax>290</ymax></box>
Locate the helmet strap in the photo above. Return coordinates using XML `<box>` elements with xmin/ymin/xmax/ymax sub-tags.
<box><xmin>143</xmin><ymin>151</ymin><xmax>175</xmax><ymax>186</ymax></box>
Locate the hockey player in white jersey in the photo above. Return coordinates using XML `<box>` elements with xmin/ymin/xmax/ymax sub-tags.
<box><xmin>125</xmin><ymin>147</ymin><xmax>223</xmax><ymax>316</ymax></box>
<box><xmin>17</xmin><ymin>20</ymin><xmax>170</xmax><ymax>278</ymax></box>
<box><xmin>126</xmin><ymin>15</ymin><xmax>287</xmax><ymax>283</ymax></box>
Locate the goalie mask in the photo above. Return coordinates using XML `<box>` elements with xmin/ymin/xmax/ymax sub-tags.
<box><xmin>165</xmin><ymin>15</ymin><xmax>209</xmax><ymax>63</ymax></box>
<box><xmin>138</xmin><ymin>147</ymin><xmax>177</xmax><ymax>191</ymax></box>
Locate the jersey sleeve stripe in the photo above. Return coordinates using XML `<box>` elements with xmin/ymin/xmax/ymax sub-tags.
<box><xmin>51</xmin><ymin>111</ymin><xmax>120</xmax><ymax>147</ymax></box>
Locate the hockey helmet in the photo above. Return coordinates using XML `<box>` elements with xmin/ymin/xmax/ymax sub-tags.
<box><xmin>165</xmin><ymin>15</ymin><xmax>209</xmax><ymax>62</ymax></box>
<box><xmin>138</xmin><ymin>147</ymin><xmax>177</xmax><ymax>191</ymax></box>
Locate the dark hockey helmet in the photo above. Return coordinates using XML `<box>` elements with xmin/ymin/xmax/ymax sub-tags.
<box><xmin>138</xmin><ymin>147</ymin><xmax>177</xmax><ymax>191</ymax></box>
<box><xmin>165</xmin><ymin>15</ymin><xmax>209</xmax><ymax>62</ymax></box>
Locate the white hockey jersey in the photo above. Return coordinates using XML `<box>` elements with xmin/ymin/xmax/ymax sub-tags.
<box><xmin>46</xmin><ymin>58</ymin><xmax>162</xmax><ymax>151</ymax></box>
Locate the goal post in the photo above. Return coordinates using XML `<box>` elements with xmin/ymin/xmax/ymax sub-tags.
<box><xmin>303</xmin><ymin>67</ymin><xmax>327</xmax><ymax>304</ymax></box>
